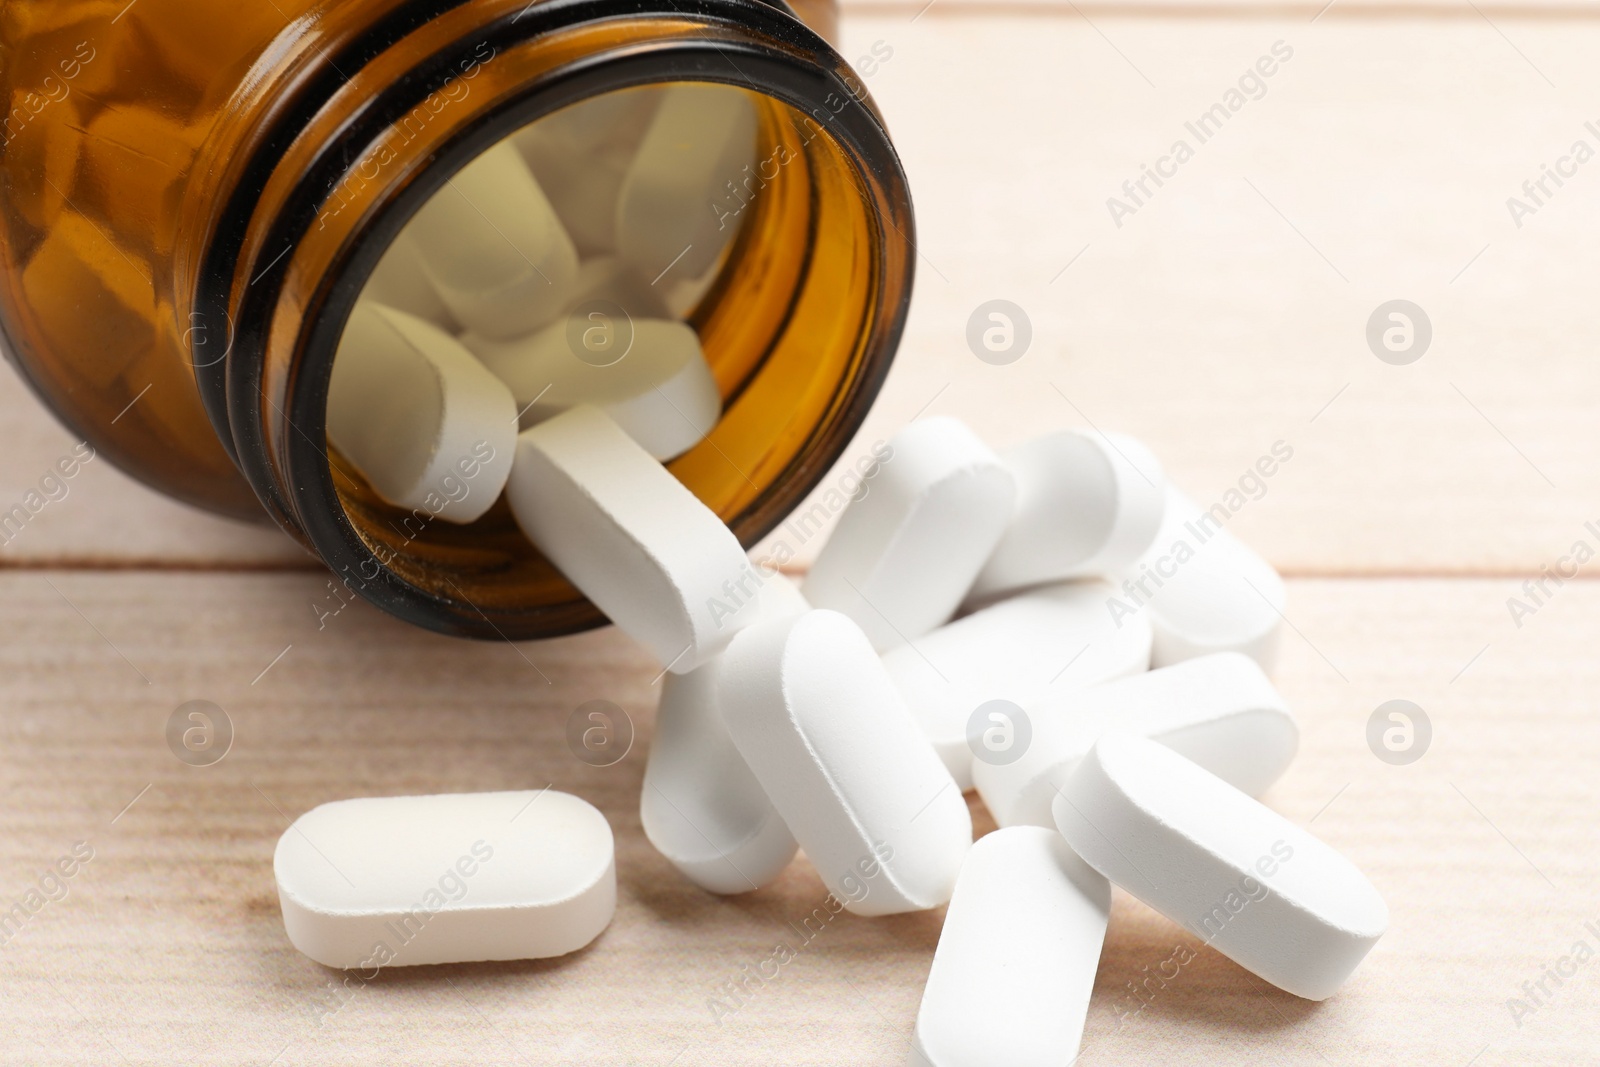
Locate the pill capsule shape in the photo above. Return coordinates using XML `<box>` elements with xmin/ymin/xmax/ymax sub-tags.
<box><xmin>718</xmin><ymin>609</ymin><xmax>972</xmax><ymax>915</ymax></box>
<box><xmin>883</xmin><ymin>580</ymin><xmax>1152</xmax><ymax>790</ymax></box>
<box><xmin>408</xmin><ymin>141</ymin><xmax>579</xmax><ymax>339</ymax></box>
<box><xmin>507</xmin><ymin>405</ymin><xmax>760</xmax><ymax>673</ymax></box>
<box><xmin>969</xmin><ymin>430</ymin><xmax>1165</xmax><ymax>602</ymax></box>
<box><xmin>467</xmin><ymin>317</ymin><xmax>718</xmax><ymax>461</ymax></box>
<box><xmin>973</xmin><ymin>652</ymin><xmax>1298</xmax><ymax>828</ymax></box>
<box><xmin>909</xmin><ymin>827</ymin><xmax>1110</xmax><ymax>1067</ymax></box>
<box><xmin>805</xmin><ymin>417</ymin><xmax>1016</xmax><ymax>652</ymax></box>
<box><xmin>1118</xmin><ymin>487</ymin><xmax>1285</xmax><ymax>671</ymax></box>
<box><xmin>361</xmin><ymin>231</ymin><xmax>456</xmax><ymax>333</ymax></box>
<box><xmin>599</xmin><ymin>348</ymin><xmax>720</xmax><ymax>462</ymax></box>
<box><xmin>1053</xmin><ymin>735</ymin><xmax>1387</xmax><ymax>1000</ymax></box>
<box><xmin>514</xmin><ymin>89</ymin><xmax>663</xmax><ymax>257</ymax></box>
<box><xmin>616</xmin><ymin>84</ymin><xmax>757</xmax><ymax>284</ymax></box>
<box><xmin>274</xmin><ymin>790</ymin><xmax>615</xmax><ymax>968</ymax></box>
<box><xmin>327</xmin><ymin>303</ymin><xmax>516</xmax><ymax>523</ymax></box>
<box><xmin>641</xmin><ymin>574</ymin><xmax>808</xmax><ymax>894</ymax></box>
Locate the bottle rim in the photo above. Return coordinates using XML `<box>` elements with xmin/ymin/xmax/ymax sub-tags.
<box><xmin>196</xmin><ymin>0</ymin><xmax>914</xmax><ymax>639</ymax></box>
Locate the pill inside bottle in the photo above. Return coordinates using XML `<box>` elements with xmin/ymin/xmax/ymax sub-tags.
<box><xmin>329</xmin><ymin>84</ymin><xmax>750</xmax><ymax>519</ymax></box>
<box><xmin>306</xmin><ymin>75</ymin><xmax>913</xmax><ymax>638</ymax></box>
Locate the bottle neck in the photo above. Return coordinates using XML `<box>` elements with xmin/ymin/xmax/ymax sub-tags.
<box><xmin>194</xmin><ymin>0</ymin><xmax>913</xmax><ymax>638</ymax></box>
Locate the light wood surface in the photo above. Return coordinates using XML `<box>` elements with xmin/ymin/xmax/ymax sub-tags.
<box><xmin>0</xmin><ymin>360</ymin><xmax>309</xmax><ymax>568</ymax></box>
<box><xmin>7</xmin><ymin>14</ymin><xmax>1600</xmax><ymax>574</ymax></box>
<box><xmin>811</xmin><ymin>12</ymin><xmax>1600</xmax><ymax>578</ymax></box>
<box><xmin>1</xmin><ymin>6</ymin><xmax>1597</xmax><ymax>1066</ymax></box>
<box><xmin>0</xmin><ymin>573</ymin><xmax>1593</xmax><ymax>1064</ymax></box>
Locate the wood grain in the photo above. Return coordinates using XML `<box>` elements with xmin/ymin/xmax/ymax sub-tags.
<box><xmin>1</xmin><ymin>9</ymin><xmax>1596</xmax><ymax>1066</ymax></box>
<box><xmin>0</xmin><ymin>361</ymin><xmax>307</xmax><ymax>568</ymax></box>
<box><xmin>791</xmin><ymin>14</ymin><xmax>1600</xmax><ymax>577</ymax></box>
<box><xmin>0</xmin><ymin>572</ymin><xmax>1591</xmax><ymax>1064</ymax></box>
<box><xmin>2</xmin><ymin>15</ymin><xmax>1598</xmax><ymax>574</ymax></box>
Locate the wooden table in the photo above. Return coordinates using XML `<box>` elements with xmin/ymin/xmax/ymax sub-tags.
<box><xmin>3</xmin><ymin>5</ymin><xmax>1598</xmax><ymax>1064</ymax></box>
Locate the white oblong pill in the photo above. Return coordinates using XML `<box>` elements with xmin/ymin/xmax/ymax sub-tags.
<box><xmin>467</xmin><ymin>317</ymin><xmax>719</xmax><ymax>462</ymax></box>
<box><xmin>909</xmin><ymin>827</ymin><xmax>1110</xmax><ymax>1067</ymax></box>
<box><xmin>274</xmin><ymin>790</ymin><xmax>615</xmax><ymax>968</ymax></box>
<box><xmin>718</xmin><ymin>609</ymin><xmax>972</xmax><ymax>915</ymax></box>
<box><xmin>408</xmin><ymin>141</ymin><xmax>579</xmax><ymax>339</ymax></box>
<box><xmin>616</xmin><ymin>84</ymin><xmax>757</xmax><ymax>284</ymax></box>
<box><xmin>973</xmin><ymin>652</ymin><xmax>1298</xmax><ymax>829</ymax></box>
<box><xmin>804</xmin><ymin>417</ymin><xmax>1016</xmax><ymax>652</ymax></box>
<box><xmin>969</xmin><ymin>430</ymin><xmax>1165</xmax><ymax>602</ymax></box>
<box><xmin>883</xmin><ymin>580</ymin><xmax>1152</xmax><ymax>791</ymax></box>
<box><xmin>1117</xmin><ymin>487</ymin><xmax>1285</xmax><ymax>671</ymax></box>
<box><xmin>601</xmin><ymin>348</ymin><xmax>720</xmax><ymax>461</ymax></box>
<box><xmin>1053</xmin><ymin>735</ymin><xmax>1387</xmax><ymax>1000</ymax></box>
<box><xmin>507</xmin><ymin>405</ymin><xmax>760</xmax><ymax>672</ymax></box>
<box><xmin>361</xmin><ymin>231</ymin><xmax>456</xmax><ymax>333</ymax></box>
<box><xmin>327</xmin><ymin>303</ymin><xmax>516</xmax><ymax>523</ymax></box>
<box><xmin>514</xmin><ymin>89</ymin><xmax>663</xmax><ymax>257</ymax></box>
<box><xmin>641</xmin><ymin>574</ymin><xmax>809</xmax><ymax>894</ymax></box>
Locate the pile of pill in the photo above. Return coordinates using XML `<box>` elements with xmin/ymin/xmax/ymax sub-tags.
<box><xmin>275</xmin><ymin>83</ymin><xmax>1387</xmax><ymax>1063</ymax></box>
<box><xmin>327</xmin><ymin>82</ymin><xmax>751</xmax><ymax>507</ymax></box>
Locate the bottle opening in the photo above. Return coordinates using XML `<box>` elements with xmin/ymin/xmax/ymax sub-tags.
<box><xmin>325</xmin><ymin>80</ymin><xmax>889</xmax><ymax>625</ymax></box>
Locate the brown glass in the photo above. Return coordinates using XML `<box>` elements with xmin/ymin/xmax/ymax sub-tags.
<box><xmin>0</xmin><ymin>0</ymin><xmax>914</xmax><ymax>639</ymax></box>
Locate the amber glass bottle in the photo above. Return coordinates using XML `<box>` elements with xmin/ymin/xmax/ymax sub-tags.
<box><xmin>0</xmin><ymin>0</ymin><xmax>914</xmax><ymax>639</ymax></box>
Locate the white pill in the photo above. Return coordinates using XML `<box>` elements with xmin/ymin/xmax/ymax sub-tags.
<box><xmin>408</xmin><ymin>141</ymin><xmax>579</xmax><ymax>339</ymax></box>
<box><xmin>909</xmin><ymin>827</ymin><xmax>1110</xmax><ymax>1067</ymax></box>
<box><xmin>883</xmin><ymin>580</ymin><xmax>1152</xmax><ymax>790</ymax></box>
<box><xmin>507</xmin><ymin>405</ymin><xmax>759</xmax><ymax>672</ymax></box>
<box><xmin>616</xmin><ymin>84</ymin><xmax>757</xmax><ymax>284</ymax></box>
<box><xmin>361</xmin><ymin>231</ymin><xmax>456</xmax><ymax>333</ymax></box>
<box><xmin>641</xmin><ymin>574</ymin><xmax>808</xmax><ymax>894</ymax></box>
<box><xmin>513</xmin><ymin>88</ymin><xmax>662</xmax><ymax>257</ymax></box>
<box><xmin>718</xmin><ymin>609</ymin><xmax>972</xmax><ymax>915</ymax></box>
<box><xmin>599</xmin><ymin>346</ymin><xmax>720</xmax><ymax>461</ymax></box>
<box><xmin>969</xmin><ymin>430</ymin><xmax>1165</xmax><ymax>602</ymax></box>
<box><xmin>973</xmin><ymin>652</ymin><xmax>1298</xmax><ymax>829</ymax></box>
<box><xmin>466</xmin><ymin>316</ymin><xmax>719</xmax><ymax>461</ymax></box>
<box><xmin>1053</xmin><ymin>735</ymin><xmax>1387</xmax><ymax>1000</ymax></box>
<box><xmin>1115</xmin><ymin>487</ymin><xmax>1285</xmax><ymax>671</ymax></box>
<box><xmin>274</xmin><ymin>790</ymin><xmax>615</xmax><ymax>968</ymax></box>
<box><xmin>805</xmin><ymin>417</ymin><xmax>1016</xmax><ymax>652</ymax></box>
<box><xmin>327</xmin><ymin>303</ymin><xmax>516</xmax><ymax>523</ymax></box>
